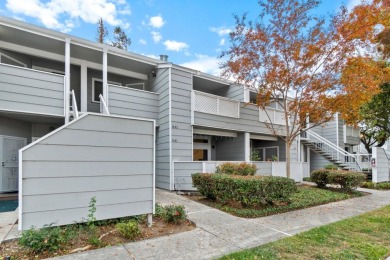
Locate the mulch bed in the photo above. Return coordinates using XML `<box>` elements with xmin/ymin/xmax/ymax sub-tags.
<box><xmin>0</xmin><ymin>217</ymin><xmax>195</xmax><ymax>260</ymax></box>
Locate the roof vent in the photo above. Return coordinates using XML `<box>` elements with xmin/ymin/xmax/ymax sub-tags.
<box><xmin>159</xmin><ymin>55</ymin><xmax>168</xmax><ymax>62</ymax></box>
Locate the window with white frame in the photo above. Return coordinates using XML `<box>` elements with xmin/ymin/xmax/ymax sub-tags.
<box><xmin>92</xmin><ymin>78</ymin><xmax>121</xmax><ymax>103</ymax></box>
<box><xmin>125</xmin><ymin>83</ymin><xmax>145</xmax><ymax>90</ymax></box>
<box><xmin>0</xmin><ymin>52</ymin><xmax>27</xmax><ymax>67</ymax></box>
<box><xmin>254</xmin><ymin>146</ymin><xmax>279</xmax><ymax>161</ymax></box>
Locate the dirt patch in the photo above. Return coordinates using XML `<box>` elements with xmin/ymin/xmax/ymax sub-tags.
<box><xmin>0</xmin><ymin>217</ymin><xmax>195</xmax><ymax>260</ymax></box>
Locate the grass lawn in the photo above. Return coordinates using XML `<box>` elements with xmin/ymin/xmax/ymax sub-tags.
<box><xmin>188</xmin><ymin>186</ymin><xmax>363</xmax><ymax>218</ymax></box>
<box><xmin>221</xmin><ymin>205</ymin><xmax>390</xmax><ymax>259</ymax></box>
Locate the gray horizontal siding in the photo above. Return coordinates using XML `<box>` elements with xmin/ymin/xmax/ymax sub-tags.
<box><xmin>151</xmin><ymin>68</ymin><xmax>171</xmax><ymax>190</ymax></box>
<box><xmin>0</xmin><ymin>63</ymin><xmax>64</xmax><ymax>116</ymax></box>
<box><xmin>173</xmin><ymin>162</ymin><xmax>203</xmax><ymax>191</ymax></box>
<box><xmin>20</xmin><ymin>114</ymin><xmax>154</xmax><ymax>230</ymax></box>
<box><xmin>108</xmin><ymin>85</ymin><xmax>159</xmax><ymax>123</ymax></box>
<box><xmin>194</xmin><ymin>103</ymin><xmax>286</xmax><ymax>136</ymax></box>
<box><xmin>171</xmin><ymin>68</ymin><xmax>193</xmax><ymax>166</ymax></box>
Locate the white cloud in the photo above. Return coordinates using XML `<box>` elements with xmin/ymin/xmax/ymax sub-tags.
<box><xmin>142</xmin><ymin>54</ymin><xmax>160</xmax><ymax>60</ymax></box>
<box><xmin>139</xmin><ymin>39</ymin><xmax>147</xmax><ymax>45</ymax></box>
<box><xmin>149</xmin><ymin>15</ymin><xmax>165</xmax><ymax>28</ymax></box>
<box><xmin>219</xmin><ymin>38</ymin><xmax>225</xmax><ymax>46</ymax></box>
<box><xmin>180</xmin><ymin>54</ymin><xmax>222</xmax><ymax>76</ymax></box>
<box><xmin>347</xmin><ymin>0</ymin><xmax>363</xmax><ymax>10</ymax></box>
<box><xmin>210</xmin><ymin>26</ymin><xmax>232</xmax><ymax>37</ymax></box>
<box><xmin>6</xmin><ymin>0</ymin><xmax>130</xmax><ymax>32</ymax></box>
<box><xmin>163</xmin><ymin>40</ymin><xmax>189</xmax><ymax>52</ymax></box>
<box><xmin>151</xmin><ymin>31</ymin><xmax>162</xmax><ymax>43</ymax></box>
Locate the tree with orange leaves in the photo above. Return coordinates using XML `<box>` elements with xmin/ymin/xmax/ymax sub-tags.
<box><xmin>221</xmin><ymin>0</ymin><xmax>384</xmax><ymax>178</ymax></box>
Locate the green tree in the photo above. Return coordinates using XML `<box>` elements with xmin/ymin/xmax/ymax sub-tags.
<box><xmin>95</xmin><ymin>18</ymin><xmax>131</xmax><ymax>50</ymax></box>
<box><xmin>359</xmin><ymin>83</ymin><xmax>390</xmax><ymax>153</ymax></box>
<box><xmin>111</xmin><ymin>26</ymin><xmax>131</xmax><ymax>51</ymax></box>
<box><xmin>96</xmin><ymin>18</ymin><xmax>108</xmax><ymax>44</ymax></box>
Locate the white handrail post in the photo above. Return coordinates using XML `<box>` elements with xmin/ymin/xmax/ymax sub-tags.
<box><xmin>99</xmin><ymin>94</ymin><xmax>110</xmax><ymax>115</ymax></box>
<box><xmin>71</xmin><ymin>90</ymin><xmax>79</xmax><ymax>119</ymax></box>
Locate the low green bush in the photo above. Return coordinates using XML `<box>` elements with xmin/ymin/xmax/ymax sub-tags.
<box><xmin>302</xmin><ymin>177</ymin><xmax>311</xmax><ymax>182</ymax></box>
<box><xmin>19</xmin><ymin>225</ymin><xmax>66</xmax><ymax>253</ymax></box>
<box><xmin>116</xmin><ymin>220</ymin><xmax>140</xmax><ymax>240</ymax></box>
<box><xmin>192</xmin><ymin>173</ymin><xmax>217</xmax><ymax>199</ymax></box>
<box><xmin>311</xmin><ymin>169</ymin><xmax>366</xmax><ymax>191</ymax></box>
<box><xmin>215</xmin><ymin>162</ymin><xmax>257</xmax><ymax>176</ymax></box>
<box><xmin>161</xmin><ymin>205</ymin><xmax>187</xmax><ymax>224</ymax></box>
<box><xmin>310</xmin><ymin>169</ymin><xmax>329</xmax><ymax>188</ymax></box>
<box><xmin>192</xmin><ymin>173</ymin><xmax>297</xmax><ymax>207</ymax></box>
<box><xmin>327</xmin><ymin>170</ymin><xmax>366</xmax><ymax>191</ymax></box>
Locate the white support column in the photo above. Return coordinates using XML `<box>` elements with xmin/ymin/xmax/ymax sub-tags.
<box><xmin>80</xmin><ymin>60</ymin><xmax>87</xmax><ymax>112</ymax></box>
<box><xmin>244</xmin><ymin>88</ymin><xmax>250</xmax><ymax>102</ymax></box>
<box><xmin>102</xmin><ymin>47</ymin><xmax>108</xmax><ymax>106</ymax></box>
<box><xmin>64</xmin><ymin>38</ymin><xmax>71</xmax><ymax>124</ymax></box>
<box><xmin>335</xmin><ymin>113</ymin><xmax>340</xmax><ymax>160</ymax></box>
<box><xmin>297</xmin><ymin>136</ymin><xmax>301</xmax><ymax>162</ymax></box>
<box><xmin>245</xmin><ymin>132</ymin><xmax>250</xmax><ymax>162</ymax></box>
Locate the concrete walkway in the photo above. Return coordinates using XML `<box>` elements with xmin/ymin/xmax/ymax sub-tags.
<box><xmin>47</xmin><ymin>187</ymin><xmax>390</xmax><ymax>260</ymax></box>
<box><xmin>0</xmin><ymin>208</ymin><xmax>18</xmax><ymax>244</ymax></box>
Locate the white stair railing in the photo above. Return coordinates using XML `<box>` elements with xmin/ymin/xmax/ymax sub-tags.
<box><xmin>99</xmin><ymin>94</ymin><xmax>110</xmax><ymax>115</ymax></box>
<box><xmin>70</xmin><ymin>90</ymin><xmax>79</xmax><ymax>120</ymax></box>
<box><xmin>305</xmin><ymin>130</ymin><xmax>366</xmax><ymax>171</ymax></box>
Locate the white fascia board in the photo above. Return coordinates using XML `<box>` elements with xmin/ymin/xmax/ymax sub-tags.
<box><xmin>193</xmin><ymin>128</ymin><xmax>238</xmax><ymax>137</ymax></box>
<box><xmin>250</xmin><ymin>134</ymin><xmax>278</xmax><ymax>141</ymax></box>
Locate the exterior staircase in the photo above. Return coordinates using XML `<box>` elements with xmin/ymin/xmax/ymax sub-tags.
<box><xmin>301</xmin><ymin>130</ymin><xmax>369</xmax><ymax>172</ymax></box>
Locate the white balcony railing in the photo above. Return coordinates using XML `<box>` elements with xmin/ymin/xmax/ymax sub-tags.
<box><xmin>192</xmin><ymin>90</ymin><xmax>240</xmax><ymax>118</ymax></box>
<box><xmin>259</xmin><ymin>107</ymin><xmax>287</xmax><ymax>125</ymax></box>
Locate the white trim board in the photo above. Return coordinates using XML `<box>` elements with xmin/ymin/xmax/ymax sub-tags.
<box><xmin>193</xmin><ymin>128</ymin><xmax>237</xmax><ymax>137</ymax></box>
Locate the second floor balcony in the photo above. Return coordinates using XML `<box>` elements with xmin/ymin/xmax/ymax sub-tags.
<box><xmin>0</xmin><ymin>63</ymin><xmax>65</xmax><ymax>118</ymax></box>
<box><xmin>191</xmin><ymin>90</ymin><xmax>287</xmax><ymax>135</ymax></box>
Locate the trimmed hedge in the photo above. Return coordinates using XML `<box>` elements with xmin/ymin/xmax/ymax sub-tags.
<box><xmin>192</xmin><ymin>173</ymin><xmax>217</xmax><ymax>200</ymax></box>
<box><xmin>327</xmin><ymin>170</ymin><xmax>366</xmax><ymax>191</ymax></box>
<box><xmin>361</xmin><ymin>181</ymin><xmax>390</xmax><ymax>190</ymax></box>
<box><xmin>311</xmin><ymin>169</ymin><xmax>329</xmax><ymax>188</ymax></box>
<box><xmin>215</xmin><ymin>162</ymin><xmax>257</xmax><ymax>176</ymax></box>
<box><xmin>310</xmin><ymin>169</ymin><xmax>366</xmax><ymax>191</ymax></box>
<box><xmin>192</xmin><ymin>173</ymin><xmax>297</xmax><ymax>207</ymax></box>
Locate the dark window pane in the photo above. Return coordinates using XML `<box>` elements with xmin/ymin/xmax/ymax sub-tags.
<box><xmin>94</xmin><ymin>81</ymin><xmax>103</xmax><ymax>102</ymax></box>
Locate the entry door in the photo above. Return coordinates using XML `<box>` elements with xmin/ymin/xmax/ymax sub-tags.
<box><xmin>0</xmin><ymin>136</ymin><xmax>27</xmax><ymax>192</ymax></box>
<box><xmin>193</xmin><ymin>136</ymin><xmax>211</xmax><ymax>161</ymax></box>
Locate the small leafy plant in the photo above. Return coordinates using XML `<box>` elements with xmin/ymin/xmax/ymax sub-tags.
<box><xmin>161</xmin><ymin>205</ymin><xmax>187</xmax><ymax>224</ymax></box>
<box><xmin>116</xmin><ymin>220</ymin><xmax>141</xmax><ymax>240</ymax></box>
<box><xmin>19</xmin><ymin>224</ymin><xmax>65</xmax><ymax>253</ymax></box>
<box><xmin>86</xmin><ymin>196</ymin><xmax>100</xmax><ymax>246</ymax></box>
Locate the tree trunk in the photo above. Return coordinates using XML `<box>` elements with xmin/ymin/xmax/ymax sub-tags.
<box><xmin>286</xmin><ymin>140</ymin><xmax>291</xmax><ymax>178</ymax></box>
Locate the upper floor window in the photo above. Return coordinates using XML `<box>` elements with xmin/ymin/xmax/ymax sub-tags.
<box><xmin>92</xmin><ymin>78</ymin><xmax>121</xmax><ymax>103</ymax></box>
<box><xmin>0</xmin><ymin>52</ymin><xmax>27</xmax><ymax>67</ymax></box>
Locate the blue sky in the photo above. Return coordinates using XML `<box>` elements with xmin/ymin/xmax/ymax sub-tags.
<box><xmin>0</xmin><ymin>0</ymin><xmax>360</xmax><ymax>75</ymax></box>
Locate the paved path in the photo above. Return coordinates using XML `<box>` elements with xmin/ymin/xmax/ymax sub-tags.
<box><xmin>44</xmin><ymin>188</ymin><xmax>390</xmax><ymax>259</ymax></box>
<box><xmin>0</xmin><ymin>208</ymin><xmax>18</xmax><ymax>244</ymax></box>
